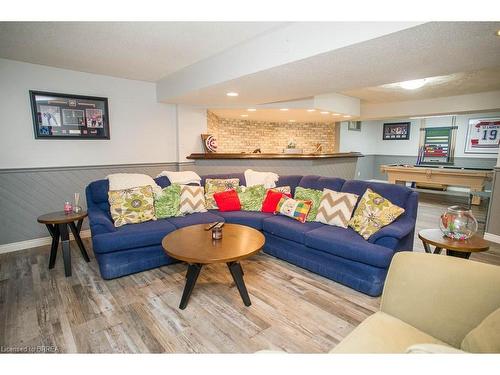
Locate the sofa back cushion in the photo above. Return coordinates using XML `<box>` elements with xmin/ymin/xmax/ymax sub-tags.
<box><xmin>276</xmin><ymin>175</ymin><xmax>303</xmax><ymax>195</ymax></box>
<box><xmin>341</xmin><ymin>180</ymin><xmax>412</xmax><ymax>210</ymax></box>
<box><xmin>299</xmin><ymin>175</ymin><xmax>345</xmax><ymax>192</ymax></box>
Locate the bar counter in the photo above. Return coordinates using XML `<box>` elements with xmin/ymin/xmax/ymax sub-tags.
<box><xmin>184</xmin><ymin>152</ymin><xmax>363</xmax><ymax>180</ymax></box>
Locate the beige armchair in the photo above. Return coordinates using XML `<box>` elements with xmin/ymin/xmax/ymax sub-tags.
<box><xmin>331</xmin><ymin>252</ymin><xmax>500</xmax><ymax>353</ymax></box>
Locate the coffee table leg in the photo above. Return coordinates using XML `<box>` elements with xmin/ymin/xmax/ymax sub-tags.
<box><xmin>227</xmin><ymin>262</ymin><xmax>251</xmax><ymax>307</ymax></box>
<box><xmin>179</xmin><ymin>263</ymin><xmax>202</xmax><ymax>310</ymax></box>
<box><xmin>446</xmin><ymin>250</ymin><xmax>471</xmax><ymax>259</ymax></box>
<box><xmin>47</xmin><ymin>224</ymin><xmax>60</xmax><ymax>269</ymax></box>
<box><xmin>58</xmin><ymin>223</ymin><xmax>72</xmax><ymax>277</ymax></box>
<box><xmin>69</xmin><ymin>221</ymin><xmax>90</xmax><ymax>262</ymax></box>
<box><xmin>422</xmin><ymin>241</ymin><xmax>432</xmax><ymax>254</ymax></box>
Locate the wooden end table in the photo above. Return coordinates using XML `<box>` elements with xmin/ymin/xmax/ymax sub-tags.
<box><xmin>37</xmin><ymin>210</ymin><xmax>90</xmax><ymax>277</ymax></box>
<box><xmin>162</xmin><ymin>223</ymin><xmax>265</xmax><ymax>310</ymax></box>
<box><xmin>418</xmin><ymin>228</ymin><xmax>489</xmax><ymax>259</ymax></box>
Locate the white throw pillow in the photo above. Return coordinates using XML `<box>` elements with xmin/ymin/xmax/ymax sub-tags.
<box><xmin>107</xmin><ymin>173</ymin><xmax>162</xmax><ymax>195</ymax></box>
<box><xmin>244</xmin><ymin>169</ymin><xmax>279</xmax><ymax>189</ymax></box>
<box><xmin>405</xmin><ymin>344</ymin><xmax>465</xmax><ymax>354</ymax></box>
<box><xmin>315</xmin><ymin>189</ymin><xmax>359</xmax><ymax>228</ymax></box>
<box><xmin>156</xmin><ymin>170</ymin><xmax>201</xmax><ymax>185</ymax></box>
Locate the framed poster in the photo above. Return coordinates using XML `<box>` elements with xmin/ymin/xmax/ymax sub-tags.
<box><xmin>383</xmin><ymin>122</ymin><xmax>410</xmax><ymax>140</ymax></box>
<box><xmin>419</xmin><ymin>126</ymin><xmax>457</xmax><ymax>165</ymax></box>
<box><xmin>30</xmin><ymin>91</ymin><xmax>110</xmax><ymax>139</ymax></box>
<box><xmin>465</xmin><ymin>118</ymin><xmax>500</xmax><ymax>154</ymax></box>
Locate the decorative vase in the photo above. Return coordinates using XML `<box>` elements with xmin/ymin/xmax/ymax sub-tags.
<box><xmin>439</xmin><ymin>205</ymin><xmax>478</xmax><ymax>241</ymax></box>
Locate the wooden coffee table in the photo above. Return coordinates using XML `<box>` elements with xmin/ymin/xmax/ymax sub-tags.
<box><xmin>418</xmin><ymin>228</ymin><xmax>489</xmax><ymax>259</ymax></box>
<box><xmin>37</xmin><ymin>210</ymin><xmax>90</xmax><ymax>277</ymax></box>
<box><xmin>161</xmin><ymin>223</ymin><xmax>265</xmax><ymax>310</ymax></box>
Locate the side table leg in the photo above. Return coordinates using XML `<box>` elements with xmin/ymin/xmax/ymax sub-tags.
<box><xmin>179</xmin><ymin>263</ymin><xmax>202</xmax><ymax>310</ymax></box>
<box><xmin>227</xmin><ymin>262</ymin><xmax>251</xmax><ymax>307</ymax></box>
<box><xmin>69</xmin><ymin>221</ymin><xmax>90</xmax><ymax>262</ymax></box>
<box><xmin>59</xmin><ymin>223</ymin><xmax>72</xmax><ymax>277</ymax></box>
<box><xmin>422</xmin><ymin>241</ymin><xmax>432</xmax><ymax>254</ymax></box>
<box><xmin>433</xmin><ymin>247</ymin><xmax>443</xmax><ymax>255</ymax></box>
<box><xmin>47</xmin><ymin>224</ymin><xmax>60</xmax><ymax>269</ymax></box>
<box><xmin>446</xmin><ymin>250</ymin><xmax>471</xmax><ymax>259</ymax></box>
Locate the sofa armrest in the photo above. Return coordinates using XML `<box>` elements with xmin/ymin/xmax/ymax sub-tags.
<box><xmin>88</xmin><ymin>207</ymin><xmax>115</xmax><ymax>234</ymax></box>
<box><xmin>368</xmin><ymin>215</ymin><xmax>415</xmax><ymax>245</ymax></box>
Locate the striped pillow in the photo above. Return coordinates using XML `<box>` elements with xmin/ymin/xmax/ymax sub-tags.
<box><xmin>315</xmin><ymin>189</ymin><xmax>359</xmax><ymax>228</ymax></box>
<box><xmin>179</xmin><ymin>185</ymin><xmax>207</xmax><ymax>214</ymax></box>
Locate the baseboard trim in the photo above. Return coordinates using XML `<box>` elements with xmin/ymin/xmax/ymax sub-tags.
<box><xmin>0</xmin><ymin>229</ymin><xmax>91</xmax><ymax>255</ymax></box>
<box><xmin>484</xmin><ymin>232</ymin><xmax>500</xmax><ymax>244</ymax></box>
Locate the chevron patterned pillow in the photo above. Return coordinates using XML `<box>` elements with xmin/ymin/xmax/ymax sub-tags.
<box><xmin>315</xmin><ymin>189</ymin><xmax>359</xmax><ymax>228</ymax></box>
<box><xmin>179</xmin><ymin>185</ymin><xmax>207</xmax><ymax>214</ymax></box>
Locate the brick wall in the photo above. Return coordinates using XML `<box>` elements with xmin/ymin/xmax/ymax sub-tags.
<box><xmin>207</xmin><ymin>111</ymin><xmax>337</xmax><ymax>153</ymax></box>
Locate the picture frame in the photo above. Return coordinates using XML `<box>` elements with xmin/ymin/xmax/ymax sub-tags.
<box><xmin>464</xmin><ymin>117</ymin><xmax>500</xmax><ymax>154</ymax></box>
<box><xmin>30</xmin><ymin>90</ymin><xmax>110</xmax><ymax>139</ymax></box>
<box><xmin>383</xmin><ymin>122</ymin><xmax>410</xmax><ymax>140</ymax></box>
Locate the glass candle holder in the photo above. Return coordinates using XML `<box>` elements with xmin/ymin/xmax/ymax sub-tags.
<box><xmin>212</xmin><ymin>227</ymin><xmax>223</xmax><ymax>240</ymax></box>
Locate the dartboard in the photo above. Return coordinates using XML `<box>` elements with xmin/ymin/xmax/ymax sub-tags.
<box><xmin>205</xmin><ymin>135</ymin><xmax>218</xmax><ymax>153</ymax></box>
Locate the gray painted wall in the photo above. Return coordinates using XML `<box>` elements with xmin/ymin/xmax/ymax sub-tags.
<box><xmin>0</xmin><ymin>163</ymin><xmax>177</xmax><ymax>245</ymax></box>
<box><xmin>486</xmin><ymin>167</ymin><xmax>500</xmax><ymax>236</ymax></box>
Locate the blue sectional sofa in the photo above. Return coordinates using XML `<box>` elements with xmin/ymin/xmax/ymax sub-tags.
<box><xmin>86</xmin><ymin>173</ymin><xmax>418</xmax><ymax>296</ymax></box>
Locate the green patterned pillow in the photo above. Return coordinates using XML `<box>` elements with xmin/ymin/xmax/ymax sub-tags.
<box><xmin>108</xmin><ymin>185</ymin><xmax>156</xmax><ymax>227</ymax></box>
<box><xmin>154</xmin><ymin>183</ymin><xmax>182</xmax><ymax>219</ymax></box>
<box><xmin>238</xmin><ymin>184</ymin><xmax>266</xmax><ymax>211</ymax></box>
<box><xmin>294</xmin><ymin>187</ymin><xmax>323</xmax><ymax>221</ymax></box>
<box><xmin>205</xmin><ymin>178</ymin><xmax>240</xmax><ymax>209</ymax></box>
<box><xmin>348</xmin><ymin>188</ymin><xmax>405</xmax><ymax>240</ymax></box>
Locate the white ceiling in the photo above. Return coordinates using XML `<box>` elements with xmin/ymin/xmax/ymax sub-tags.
<box><xmin>211</xmin><ymin>108</ymin><xmax>349</xmax><ymax>122</ymax></box>
<box><xmin>0</xmin><ymin>22</ymin><xmax>284</xmax><ymax>82</ymax></box>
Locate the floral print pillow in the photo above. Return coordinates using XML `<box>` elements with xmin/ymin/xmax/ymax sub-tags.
<box><xmin>108</xmin><ymin>185</ymin><xmax>156</xmax><ymax>227</ymax></box>
<box><xmin>204</xmin><ymin>178</ymin><xmax>240</xmax><ymax>209</ymax></box>
<box><xmin>348</xmin><ymin>188</ymin><xmax>405</xmax><ymax>240</ymax></box>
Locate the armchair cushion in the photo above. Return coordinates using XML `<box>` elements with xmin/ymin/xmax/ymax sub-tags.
<box><xmin>461</xmin><ymin>307</ymin><xmax>500</xmax><ymax>353</ymax></box>
<box><xmin>330</xmin><ymin>312</ymin><xmax>445</xmax><ymax>353</ymax></box>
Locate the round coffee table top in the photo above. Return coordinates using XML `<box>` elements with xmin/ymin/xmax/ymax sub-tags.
<box><xmin>418</xmin><ymin>228</ymin><xmax>489</xmax><ymax>253</ymax></box>
<box><xmin>162</xmin><ymin>223</ymin><xmax>265</xmax><ymax>264</ymax></box>
<box><xmin>37</xmin><ymin>210</ymin><xmax>88</xmax><ymax>225</ymax></box>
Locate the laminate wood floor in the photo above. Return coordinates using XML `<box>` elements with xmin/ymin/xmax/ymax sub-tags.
<box><xmin>1</xmin><ymin>193</ymin><xmax>499</xmax><ymax>353</ymax></box>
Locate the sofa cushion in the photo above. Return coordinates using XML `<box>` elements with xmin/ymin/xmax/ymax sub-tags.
<box><xmin>238</xmin><ymin>184</ymin><xmax>266</xmax><ymax>211</ymax></box>
<box><xmin>261</xmin><ymin>190</ymin><xmax>291</xmax><ymax>213</ymax></box>
<box><xmin>315</xmin><ymin>189</ymin><xmax>359</xmax><ymax>228</ymax></box>
<box><xmin>299</xmin><ymin>175</ymin><xmax>345</xmax><ymax>191</ymax></box>
<box><xmin>201</xmin><ymin>173</ymin><xmax>246</xmax><ymax>187</ymax></box>
<box><xmin>179</xmin><ymin>185</ymin><xmax>207</xmax><ymax>214</ymax></box>
<box><xmin>154</xmin><ymin>183</ymin><xmax>182</xmax><ymax>218</ymax></box>
<box><xmin>304</xmin><ymin>225</ymin><xmax>395</xmax><ymax>268</ymax></box>
<box><xmin>204</xmin><ymin>178</ymin><xmax>240</xmax><ymax>209</ymax></box>
<box><xmin>341</xmin><ymin>180</ymin><xmax>411</xmax><ymax>210</ymax></box>
<box><xmin>216</xmin><ymin>211</ymin><xmax>273</xmax><ymax>230</ymax></box>
<box><xmin>275</xmin><ymin>175</ymin><xmax>302</xmax><ymax>195</ymax></box>
<box><xmin>263</xmin><ymin>215</ymin><xmax>323</xmax><ymax>243</ymax></box>
<box><xmin>294</xmin><ymin>187</ymin><xmax>323</xmax><ymax>221</ymax></box>
<box><xmin>330</xmin><ymin>312</ymin><xmax>446</xmax><ymax>353</ymax></box>
<box><xmin>166</xmin><ymin>212</ymin><xmax>224</xmax><ymax>229</ymax></box>
<box><xmin>275</xmin><ymin>196</ymin><xmax>312</xmax><ymax>223</ymax></box>
<box><xmin>92</xmin><ymin>219</ymin><xmax>177</xmax><ymax>254</ymax></box>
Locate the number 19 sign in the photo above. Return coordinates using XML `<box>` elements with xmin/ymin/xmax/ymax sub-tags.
<box><xmin>465</xmin><ymin>118</ymin><xmax>500</xmax><ymax>154</ymax></box>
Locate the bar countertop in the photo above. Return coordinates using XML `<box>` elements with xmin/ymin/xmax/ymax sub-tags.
<box><xmin>187</xmin><ymin>152</ymin><xmax>363</xmax><ymax>160</ymax></box>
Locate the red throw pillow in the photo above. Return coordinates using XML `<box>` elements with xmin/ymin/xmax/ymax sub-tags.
<box><xmin>213</xmin><ymin>189</ymin><xmax>241</xmax><ymax>211</ymax></box>
<box><xmin>261</xmin><ymin>189</ymin><xmax>292</xmax><ymax>213</ymax></box>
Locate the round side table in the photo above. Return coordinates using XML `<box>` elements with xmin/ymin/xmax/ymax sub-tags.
<box><xmin>37</xmin><ymin>210</ymin><xmax>90</xmax><ymax>277</ymax></box>
<box><xmin>418</xmin><ymin>228</ymin><xmax>489</xmax><ymax>259</ymax></box>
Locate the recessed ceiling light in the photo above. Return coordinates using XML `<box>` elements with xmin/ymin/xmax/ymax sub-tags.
<box><xmin>398</xmin><ymin>79</ymin><xmax>427</xmax><ymax>90</ymax></box>
<box><xmin>247</xmin><ymin>108</ymin><xmax>256</xmax><ymax>112</ymax></box>
<box><xmin>280</xmin><ymin>108</ymin><xmax>289</xmax><ymax>111</ymax></box>
<box><xmin>306</xmin><ymin>109</ymin><xmax>316</xmax><ymax>112</ymax></box>
<box><xmin>343</xmin><ymin>115</ymin><xmax>351</xmax><ymax>118</ymax></box>
<box><xmin>226</xmin><ymin>92</ymin><xmax>239</xmax><ymax>97</ymax></box>
<box><xmin>288</xmin><ymin>120</ymin><xmax>296</xmax><ymax>123</ymax></box>
<box><xmin>240</xmin><ymin>114</ymin><xmax>248</xmax><ymax>117</ymax></box>
<box><xmin>320</xmin><ymin>111</ymin><xmax>329</xmax><ymax>114</ymax></box>
<box><xmin>332</xmin><ymin>113</ymin><xmax>340</xmax><ymax>116</ymax></box>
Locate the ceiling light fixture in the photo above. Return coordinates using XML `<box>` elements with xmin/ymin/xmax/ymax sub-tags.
<box><xmin>226</xmin><ymin>92</ymin><xmax>239</xmax><ymax>97</ymax></box>
<box><xmin>247</xmin><ymin>108</ymin><xmax>256</xmax><ymax>112</ymax></box>
<box><xmin>332</xmin><ymin>113</ymin><xmax>340</xmax><ymax>116</ymax></box>
<box><xmin>240</xmin><ymin>114</ymin><xmax>248</xmax><ymax>117</ymax></box>
<box><xmin>343</xmin><ymin>115</ymin><xmax>351</xmax><ymax>118</ymax></box>
<box><xmin>280</xmin><ymin>108</ymin><xmax>289</xmax><ymax>111</ymax></box>
<box><xmin>398</xmin><ymin>79</ymin><xmax>427</xmax><ymax>90</ymax></box>
<box><xmin>320</xmin><ymin>111</ymin><xmax>329</xmax><ymax>114</ymax></box>
<box><xmin>306</xmin><ymin>109</ymin><xmax>316</xmax><ymax>112</ymax></box>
